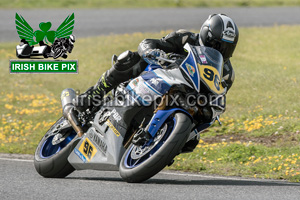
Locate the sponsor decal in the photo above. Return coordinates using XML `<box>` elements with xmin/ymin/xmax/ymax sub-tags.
<box><xmin>105</xmin><ymin>119</ymin><xmax>121</xmax><ymax>137</ymax></box>
<box><xmin>180</xmin><ymin>44</ymin><xmax>200</xmax><ymax>92</ymax></box>
<box><xmin>223</xmin><ymin>30</ymin><xmax>236</xmax><ymax>38</ymax></box>
<box><xmin>88</xmin><ymin>132</ymin><xmax>107</xmax><ymax>154</ymax></box>
<box><xmin>219</xmin><ymin>14</ymin><xmax>236</xmax><ymax>43</ymax></box>
<box><xmin>111</xmin><ymin>109</ymin><xmax>122</xmax><ymax>123</ymax></box>
<box><xmin>149</xmin><ymin>78</ymin><xmax>159</xmax><ymax>86</ymax></box>
<box><xmin>74</xmin><ymin>148</ymin><xmax>87</xmax><ymax>163</ymax></box>
<box><xmin>222</xmin><ymin>30</ymin><xmax>236</xmax><ymax>42</ymax></box>
<box><xmin>186</xmin><ymin>63</ymin><xmax>195</xmax><ymax>77</ymax></box>
<box><xmin>127</xmin><ymin>75</ymin><xmax>160</xmax><ymax>105</ymax></box>
<box><xmin>199</xmin><ymin>55</ymin><xmax>208</xmax><ymax>64</ymax></box>
<box><xmin>132</xmin><ymin>78</ymin><xmax>139</xmax><ymax>87</ymax></box>
<box><xmin>142</xmin><ymin>71</ymin><xmax>171</xmax><ymax>95</ymax></box>
<box><xmin>78</xmin><ymin>138</ymin><xmax>97</xmax><ymax>162</ymax></box>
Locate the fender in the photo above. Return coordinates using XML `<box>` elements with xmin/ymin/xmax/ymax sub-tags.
<box><xmin>146</xmin><ymin>108</ymin><xmax>193</xmax><ymax>137</ymax></box>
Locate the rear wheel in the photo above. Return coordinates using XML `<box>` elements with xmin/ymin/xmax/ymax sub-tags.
<box><xmin>34</xmin><ymin>117</ymin><xmax>79</xmax><ymax>178</ymax></box>
<box><xmin>119</xmin><ymin>113</ymin><xmax>192</xmax><ymax>183</ymax></box>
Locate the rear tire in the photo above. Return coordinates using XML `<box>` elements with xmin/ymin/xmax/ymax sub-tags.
<box><xmin>119</xmin><ymin>113</ymin><xmax>192</xmax><ymax>183</ymax></box>
<box><xmin>34</xmin><ymin>117</ymin><xmax>79</xmax><ymax>178</ymax></box>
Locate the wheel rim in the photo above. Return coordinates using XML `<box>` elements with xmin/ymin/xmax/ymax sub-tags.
<box><xmin>124</xmin><ymin>117</ymin><xmax>175</xmax><ymax>169</ymax></box>
<box><xmin>40</xmin><ymin>130</ymin><xmax>76</xmax><ymax>159</ymax></box>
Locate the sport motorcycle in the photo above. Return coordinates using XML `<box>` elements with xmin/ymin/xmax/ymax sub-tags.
<box><xmin>34</xmin><ymin>43</ymin><xmax>226</xmax><ymax>183</ymax></box>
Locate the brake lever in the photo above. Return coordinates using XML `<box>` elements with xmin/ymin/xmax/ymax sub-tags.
<box><xmin>156</xmin><ymin>56</ymin><xmax>176</xmax><ymax>64</ymax></box>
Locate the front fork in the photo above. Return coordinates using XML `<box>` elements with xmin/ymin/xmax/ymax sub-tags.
<box><xmin>131</xmin><ymin>108</ymin><xmax>192</xmax><ymax>146</ymax></box>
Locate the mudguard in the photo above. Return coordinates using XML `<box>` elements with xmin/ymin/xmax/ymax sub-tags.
<box><xmin>146</xmin><ymin>108</ymin><xmax>193</xmax><ymax>137</ymax></box>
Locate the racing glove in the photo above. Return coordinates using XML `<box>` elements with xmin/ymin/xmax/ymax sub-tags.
<box><xmin>142</xmin><ymin>49</ymin><xmax>167</xmax><ymax>65</ymax></box>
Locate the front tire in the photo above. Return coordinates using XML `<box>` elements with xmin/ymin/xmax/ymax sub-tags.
<box><xmin>34</xmin><ymin>117</ymin><xmax>79</xmax><ymax>178</ymax></box>
<box><xmin>119</xmin><ymin>113</ymin><xmax>192</xmax><ymax>183</ymax></box>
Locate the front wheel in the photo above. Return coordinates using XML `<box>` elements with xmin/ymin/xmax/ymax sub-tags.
<box><xmin>34</xmin><ymin>117</ymin><xmax>79</xmax><ymax>178</ymax></box>
<box><xmin>119</xmin><ymin>113</ymin><xmax>192</xmax><ymax>183</ymax></box>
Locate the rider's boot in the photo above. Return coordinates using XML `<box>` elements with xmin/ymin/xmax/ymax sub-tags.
<box><xmin>74</xmin><ymin>50</ymin><xmax>145</xmax><ymax>112</ymax></box>
<box><xmin>74</xmin><ymin>71</ymin><xmax>115</xmax><ymax>112</ymax></box>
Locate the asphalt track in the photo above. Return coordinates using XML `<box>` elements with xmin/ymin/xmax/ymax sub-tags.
<box><xmin>1</xmin><ymin>156</ymin><xmax>300</xmax><ymax>200</ymax></box>
<box><xmin>1</xmin><ymin>7</ymin><xmax>300</xmax><ymax>42</ymax></box>
<box><xmin>1</xmin><ymin>7</ymin><xmax>300</xmax><ymax>200</ymax></box>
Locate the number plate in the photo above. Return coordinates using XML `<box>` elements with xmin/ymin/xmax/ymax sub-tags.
<box><xmin>78</xmin><ymin>138</ymin><xmax>97</xmax><ymax>162</ymax></box>
<box><xmin>198</xmin><ymin>64</ymin><xmax>225</xmax><ymax>95</ymax></box>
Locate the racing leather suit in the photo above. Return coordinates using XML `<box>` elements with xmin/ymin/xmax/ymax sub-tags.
<box><xmin>106</xmin><ymin>29</ymin><xmax>234</xmax><ymax>92</ymax></box>
<box><xmin>137</xmin><ymin>29</ymin><xmax>235</xmax><ymax>90</ymax></box>
<box><xmin>75</xmin><ymin>29</ymin><xmax>235</xmax><ymax>111</ymax></box>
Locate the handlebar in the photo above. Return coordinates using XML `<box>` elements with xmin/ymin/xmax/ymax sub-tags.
<box><xmin>156</xmin><ymin>56</ymin><xmax>176</xmax><ymax>64</ymax></box>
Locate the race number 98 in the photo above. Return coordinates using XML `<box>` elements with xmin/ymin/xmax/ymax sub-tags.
<box><xmin>203</xmin><ymin>68</ymin><xmax>220</xmax><ymax>91</ymax></box>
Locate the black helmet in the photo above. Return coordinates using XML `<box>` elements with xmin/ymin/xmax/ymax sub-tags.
<box><xmin>199</xmin><ymin>14</ymin><xmax>239</xmax><ymax>61</ymax></box>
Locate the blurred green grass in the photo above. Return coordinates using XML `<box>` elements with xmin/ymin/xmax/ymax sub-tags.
<box><xmin>1</xmin><ymin>26</ymin><xmax>300</xmax><ymax>181</ymax></box>
<box><xmin>1</xmin><ymin>0</ymin><xmax>300</xmax><ymax>8</ymax></box>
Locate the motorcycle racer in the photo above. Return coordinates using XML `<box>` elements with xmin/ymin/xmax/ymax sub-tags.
<box><xmin>75</xmin><ymin>14</ymin><xmax>239</xmax><ymax>112</ymax></box>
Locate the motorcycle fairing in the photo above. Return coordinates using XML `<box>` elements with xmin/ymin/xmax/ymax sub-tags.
<box><xmin>68</xmin><ymin>129</ymin><xmax>123</xmax><ymax>171</ymax></box>
<box><xmin>142</xmin><ymin>71</ymin><xmax>171</xmax><ymax>96</ymax></box>
<box><xmin>68</xmin><ymin>96</ymin><xmax>152</xmax><ymax>170</ymax></box>
<box><xmin>144</xmin><ymin>64</ymin><xmax>163</xmax><ymax>72</ymax></box>
<box><xmin>126</xmin><ymin>68</ymin><xmax>192</xmax><ymax>106</ymax></box>
<box><xmin>126</xmin><ymin>74</ymin><xmax>168</xmax><ymax>106</ymax></box>
<box><xmin>198</xmin><ymin>64</ymin><xmax>225</xmax><ymax>95</ymax></box>
<box><xmin>74</xmin><ymin>137</ymin><xmax>97</xmax><ymax>163</ymax></box>
<box><xmin>180</xmin><ymin>43</ymin><xmax>201</xmax><ymax>92</ymax></box>
<box><xmin>68</xmin><ymin>108</ymin><xmax>127</xmax><ymax>171</ymax></box>
<box><xmin>180</xmin><ymin>44</ymin><xmax>226</xmax><ymax>95</ymax></box>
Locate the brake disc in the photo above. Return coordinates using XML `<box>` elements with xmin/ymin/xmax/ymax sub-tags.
<box><xmin>130</xmin><ymin>124</ymin><xmax>168</xmax><ymax>159</ymax></box>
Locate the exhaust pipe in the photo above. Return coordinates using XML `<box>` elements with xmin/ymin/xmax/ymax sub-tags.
<box><xmin>61</xmin><ymin>88</ymin><xmax>76</xmax><ymax>118</ymax></box>
<box><xmin>61</xmin><ymin>88</ymin><xmax>84</xmax><ymax>137</ymax></box>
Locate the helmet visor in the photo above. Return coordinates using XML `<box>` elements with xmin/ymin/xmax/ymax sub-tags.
<box><xmin>211</xmin><ymin>39</ymin><xmax>236</xmax><ymax>61</ymax></box>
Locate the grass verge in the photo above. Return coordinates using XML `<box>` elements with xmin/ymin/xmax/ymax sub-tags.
<box><xmin>0</xmin><ymin>26</ymin><xmax>300</xmax><ymax>181</ymax></box>
<box><xmin>1</xmin><ymin>0</ymin><xmax>300</xmax><ymax>8</ymax></box>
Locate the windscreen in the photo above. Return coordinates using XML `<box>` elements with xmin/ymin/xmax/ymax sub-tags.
<box><xmin>193</xmin><ymin>46</ymin><xmax>225</xmax><ymax>95</ymax></box>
